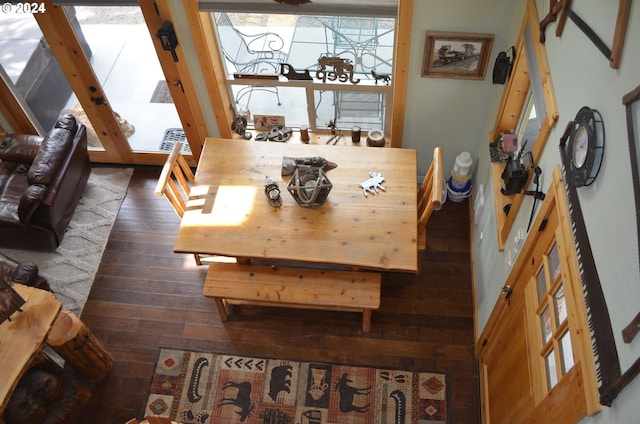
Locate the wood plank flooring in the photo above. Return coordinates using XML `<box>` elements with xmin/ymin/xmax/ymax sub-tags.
<box><xmin>75</xmin><ymin>167</ymin><xmax>480</xmax><ymax>423</ymax></box>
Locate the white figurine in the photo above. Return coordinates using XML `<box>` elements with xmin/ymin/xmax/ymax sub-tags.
<box><xmin>359</xmin><ymin>172</ymin><xmax>386</xmax><ymax>197</ymax></box>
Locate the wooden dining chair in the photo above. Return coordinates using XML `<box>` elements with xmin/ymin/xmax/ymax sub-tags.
<box><xmin>417</xmin><ymin>147</ymin><xmax>444</xmax><ymax>252</ymax></box>
<box><xmin>154</xmin><ymin>141</ymin><xmax>206</xmax><ymax>265</ymax></box>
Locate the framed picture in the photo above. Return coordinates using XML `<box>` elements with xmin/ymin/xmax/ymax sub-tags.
<box><xmin>422</xmin><ymin>31</ymin><xmax>494</xmax><ymax>80</ymax></box>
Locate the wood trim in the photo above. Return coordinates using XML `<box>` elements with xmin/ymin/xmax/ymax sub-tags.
<box><xmin>141</xmin><ymin>0</ymin><xmax>209</xmax><ymax>161</ymax></box>
<box><xmin>488</xmin><ymin>0</ymin><xmax>558</xmax><ymax>250</ymax></box>
<box><xmin>468</xmin><ymin>194</ymin><xmax>480</xmax><ymax>343</ymax></box>
<box><xmin>0</xmin><ymin>73</ymin><xmax>39</xmax><ymax>134</ymax></box>
<box><xmin>35</xmin><ymin>0</ymin><xmax>131</xmax><ymax>163</ymax></box>
<box><xmin>610</xmin><ymin>0</ymin><xmax>631</xmax><ymax>69</ymax></box>
<box><xmin>526</xmin><ymin>0</ymin><xmax>558</xmax><ymax>127</ymax></box>
<box><xmin>182</xmin><ymin>2</ymin><xmax>233</xmax><ymax>139</ymax></box>
<box><xmin>390</xmin><ymin>0</ymin><xmax>413</xmax><ymax>148</ymax></box>
<box><xmin>550</xmin><ymin>165</ymin><xmax>600</xmax><ymax>414</ymax></box>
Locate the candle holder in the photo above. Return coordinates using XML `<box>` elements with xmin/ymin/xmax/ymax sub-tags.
<box><xmin>287</xmin><ymin>167</ymin><xmax>332</xmax><ymax>207</ymax></box>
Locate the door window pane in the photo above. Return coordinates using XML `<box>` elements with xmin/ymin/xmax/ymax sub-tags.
<box><xmin>548</xmin><ymin>243</ymin><xmax>561</xmax><ymax>280</ymax></box>
<box><xmin>0</xmin><ymin>11</ymin><xmax>77</xmax><ymax>133</ymax></box>
<box><xmin>536</xmin><ymin>267</ymin><xmax>546</xmax><ymax>305</ymax></box>
<box><xmin>545</xmin><ymin>350</ymin><xmax>558</xmax><ymax>389</ymax></box>
<box><xmin>540</xmin><ymin>306</ymin><xmax>552</xmax><ymax>344</ymax></box>
<box><xmin>553</xmin><ymin>284</ymin><xmax>567</xmax><ymax>326</ymax></box>
<box><xmin>69</xmin><ymin>6</ymin><xmax>182</xmax><ymax>152</ymax></box>
<box><xmin>559</xmin><ymin>331</ymin><xmax>574</xmax><ymax>374</ymax></box>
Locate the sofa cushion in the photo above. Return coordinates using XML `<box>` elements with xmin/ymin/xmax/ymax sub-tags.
<box><xmin>0</xmin><ymin>135</ymin><xmax>42</xmax><ymax>164</ymax></box>
<box><xmin>11</xmin><ymin>261</ymin><xmax>40</xmax><ymax>286</ymax></box>
<box><xmin>18</xmin><ymin>183</ymin><xmax>47</xmax><ymax>223</ymax></box>
<box><xmin>27</xmin><ymin>127</ymin><xmax>72</xmax><ymax>186</ymax></box>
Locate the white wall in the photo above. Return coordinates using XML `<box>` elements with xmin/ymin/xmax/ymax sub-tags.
<box><xmin>471</xmin><ymin>0</ymin><xmax>640</xmax><ymax>420</ymax></box>
<box><xmin>404</xmin><ymin>0</ymin><xmax>519</xmax><ymax>177</ymax></box>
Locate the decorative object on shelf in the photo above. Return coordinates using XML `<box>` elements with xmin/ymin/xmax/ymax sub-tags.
<box><xmin>371</xmin><ymin>70</ymin><xmax>391</xmax><ymax>85</ymax></box>
<box><xmin>422</xmin><ymin>31</ymin><xmax>494</xmax><ymax>80</ymax></box>
<box><xmin>254</xmin><ymin>114</ymin><xmax>285</xmax><ymax>131</ymax></box>
<box><xmin>287</xmin><ymin>167</ymin><xmax>333</xmax><ymax>207</ymax></box>
<box><xmin>565</xmin><ymin>106</ymin><xmax>604</xmax><ymax>187</ymax></box>
<box><xmin>268</xmin><ymin>126</ymin><xmax>293</xmax><ymax>142</ymax></box>
<box><xmin>0</xmin><ymin>279</ymin><xmax>24</xmax><ymax>324</ymax></box>
<box><xmin>280</xmin><ymin>63</ymin><xmax>313</xmax><ymax>80</ymax></box>
<box><xmin>492</xmin><ymin>46</ymin><xmax>515</xmax><ymax>84</ymax></box>
<box><xmin>366</xmin><ymin>129</ymin><xmax>386</xmax><ymax>147</ymax></box>
<box><xmin>281</xmin><ymin>156</ymin><xmax>337</xmax><ymax>177</ymax></box>
<box><xmin>299</xmin><ymin>124</ymin><xmax>310</xmax><ymax>143</ymax></box>
<box><xmin>351</xmin><ymin>126</ymin><xmax>361</xmax><ymax>143</ymax></box>
<box><xmin>264</xmin><ymin>177</ymin><xmax>282</xmax><ymax>208</ymax></box>
<box><xmin>500</xmin><ymin>140</ymin><xmax>533</xmax><ymax>195</ymax></box>
<box><xmin>231</xmin><ymin>114</ymin><xmax>252</xmax><ymax>140</ymax></box>
<box><xmin>359</xmin><ymin>172</ymin><xmax>386</xmax><ymax>197</ymax></box>
<box><xmin>316</xmin><ymin>56</ymin><xmax>360</xmax><ymax>84</ymax></box>
<box><xmin>539</xmin><ymin>0</ymin><xmax>630</xmax><ymax>69</ymax></box>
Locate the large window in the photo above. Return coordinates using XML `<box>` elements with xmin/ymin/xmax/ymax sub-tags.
<box><xmin>212</xmin><ymin>12</ymin><xmax>395</xmax><ymax>133</ymax></box>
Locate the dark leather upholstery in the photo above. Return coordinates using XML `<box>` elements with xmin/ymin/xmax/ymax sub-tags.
<box><xmin>0</xmin><ymin>114</ymin><xmax>91</xmax><ymax>250</ymax></box>
<box><xmin>0</xmin><ymin>252</ymin><xmax>50</xmax><ymax>291</ymax></box>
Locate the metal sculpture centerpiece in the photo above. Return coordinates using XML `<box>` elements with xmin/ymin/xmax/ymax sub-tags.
<box><xmin>287</xmin><ymin>166</ymin><xmax>333</xmax><ymax>207</ymax></box>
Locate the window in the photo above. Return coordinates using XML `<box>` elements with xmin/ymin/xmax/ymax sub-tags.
<box><xmin>212</xmin><ymin>12</ymin><xmax>394</xmax><ymax>133</ymax></box>
<box><xmin>488</xmin><ymin>1</ymin><xmax>558</xmax><ymax>250</ymax></box>
<box><xmin>534</xmin><ymin>242</ymin><xmax>575</xmax><ymax>392</ymax></box>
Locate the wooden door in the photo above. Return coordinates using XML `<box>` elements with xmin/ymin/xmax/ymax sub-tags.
<box><xmin>477</xmin><ymin>166</ymin><xmax>600</xmax><ymax>424</ymax></box>
<box><xmin>480</xmin><ymin>273</ymin><xmax>535</xmax><ymax>424</ymax></box>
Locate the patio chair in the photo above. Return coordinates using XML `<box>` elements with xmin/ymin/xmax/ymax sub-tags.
<box><xmin>216</xmin><ymin>13</ymin><xmax>286</xmax><ymax>108</ymax></box>
<box><xmin>417</xmin><ymin>147</ymin><xmax>444</xmax><ymax>252</ymax></box>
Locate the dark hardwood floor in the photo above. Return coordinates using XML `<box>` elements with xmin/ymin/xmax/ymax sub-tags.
<box><xmin>75</xmin><ymin>167</ymin><xmax>480</xmax><ymax>423</ymax></box>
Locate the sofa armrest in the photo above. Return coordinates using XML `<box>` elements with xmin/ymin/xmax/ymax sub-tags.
<box><xmin>0</xmin><ymin>134</ymin><xmax>44</xmax><ymax>164</ymax></box>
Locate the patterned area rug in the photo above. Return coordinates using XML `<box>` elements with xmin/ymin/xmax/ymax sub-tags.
<box><xmin>145</xmin><ymin>348</ymin><xmax>450</xmax><ymax>424</ymax></box>
<box><xmin>0</xmin><ymin>167</ymin><xmax>133</xmax><ymax>315</ymax></box>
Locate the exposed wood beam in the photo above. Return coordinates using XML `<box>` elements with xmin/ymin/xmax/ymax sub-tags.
<box><xmin>390</xmin><ymin>0</ymin><xmax>413</xmax><ymax>148</ymax></box>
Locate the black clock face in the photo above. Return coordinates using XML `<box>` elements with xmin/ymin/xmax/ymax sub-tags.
<box><xmin>567</xmin><ymin>107</ymin><xmax>604</xmax><ymax>187</ymax></box>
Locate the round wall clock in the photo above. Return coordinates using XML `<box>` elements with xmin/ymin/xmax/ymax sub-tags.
<box><xmin>566</xmin><ymin>106</ymin><xmax>605</xmax><ymax>187</ymax></box>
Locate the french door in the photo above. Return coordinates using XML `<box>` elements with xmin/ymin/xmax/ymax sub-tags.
<box><xmin>1</xmin><ymin>0</ymin><xmax>202</xmax><ymax>165</ymax></box>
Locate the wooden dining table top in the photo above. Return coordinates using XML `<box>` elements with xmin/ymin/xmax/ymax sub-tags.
<box><xmin>173</xmin><ymin>138</ymin><xmax>418</xmax><ymax>272</ymax></box>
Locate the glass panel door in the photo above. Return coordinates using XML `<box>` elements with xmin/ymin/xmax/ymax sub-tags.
<box><xmin>0</xmin><ymin>11</ymin><xmax>75</xmax><ymax>134</ymax></box>
<box><xmin>68</xmin><ymin>6</ymin><xmax>182</xmax><ymax>153</ymax></box>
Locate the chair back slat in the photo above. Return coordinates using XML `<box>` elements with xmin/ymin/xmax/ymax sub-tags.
<box><xmin>417</xmin><ymin>147</ymin><xmax>443</xmax><ymax>238</ymax></box>
<box><xmin>155</xmin><ymin>141</ymin><xmax>194</xmax><ymax>218</ymax></box>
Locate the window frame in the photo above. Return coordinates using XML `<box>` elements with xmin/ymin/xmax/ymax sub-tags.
<box><xmin>185</xmin><ymin>0</ymin><xmax>412</xmax><ymax>146</ymax></box>
<box><xmin>489</xmin><ymin>0</ymin><xmax>558</xmax><ymax>250</ymax></box>
<box><xmin>211</xmin><ymin>11</ymin><xmax>395</xmax><ymax>134</ymax></box>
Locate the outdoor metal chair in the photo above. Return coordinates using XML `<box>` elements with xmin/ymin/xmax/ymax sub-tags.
<box><xmin>215</xmin><ymin>13</ymin><xmax>286</xmax><ymax>109</ymax></box>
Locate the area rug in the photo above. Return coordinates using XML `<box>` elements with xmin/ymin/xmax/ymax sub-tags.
<box><xmin>0</xmin><ymin>167</ymin><xmax>133</xmax><ymax>315</ymax></box>
<box><xmin>144</xmin><ymin>348</ymin><xmax>450</xmax><ymax>424</ymax></box>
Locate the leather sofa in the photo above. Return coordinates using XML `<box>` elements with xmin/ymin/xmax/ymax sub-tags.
<box><xmin>0</xmin><ymin>113</ymin><xmax>91</xmax><ymax>250</ymax></box>
<box><xmin>0</xmin><ymin>252</ymin><xmax>50</xmax><ymax>291</ymax></box>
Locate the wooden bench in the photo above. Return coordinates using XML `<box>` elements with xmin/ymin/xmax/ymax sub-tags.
<box><xmin>203</xmin><ymin>263</ymin><xmax>382</xmax><ymax>332</ymax></box>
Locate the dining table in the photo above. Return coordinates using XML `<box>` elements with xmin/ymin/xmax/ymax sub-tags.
<box><xmin>173</xmin><ymin>138</ymin><xmax>418</xmax><ymax>272</ymax></box>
